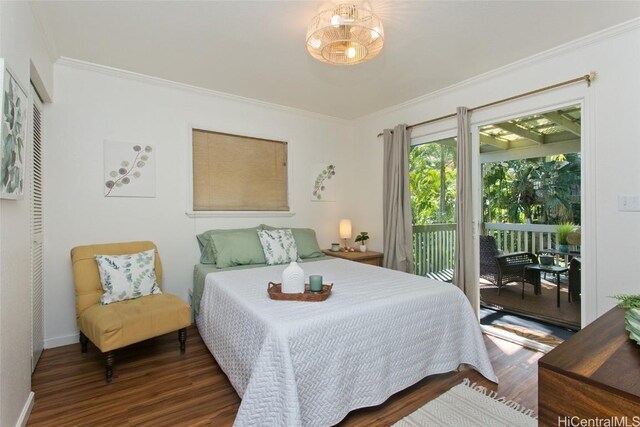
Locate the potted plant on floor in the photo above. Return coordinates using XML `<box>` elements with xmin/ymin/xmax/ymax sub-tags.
<box><xmin>556</xmin><ymin>223</ymin><xmax>574</xmax><ymax>253</ymax></box>
<box><xmin>354</xmin><ymin>232</ymin><xmax>370</xmax><ymax>252</ymax></box>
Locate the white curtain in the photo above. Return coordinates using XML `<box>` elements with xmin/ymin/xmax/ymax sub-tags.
<box><xmin>382</xmin><ymin>124</ymin><xmax>413</xmax><ymax>273</ymax></box>
<box><xmin>453</xmin><ymin>107</ymin><xmax>479</xmax><ymax>315</ymax></box>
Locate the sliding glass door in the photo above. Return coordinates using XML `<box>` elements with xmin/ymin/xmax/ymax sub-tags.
<box><xmin>476</xmin><ymin>105</ymin><xmax>582</xmax><ymax>330</ymax></box>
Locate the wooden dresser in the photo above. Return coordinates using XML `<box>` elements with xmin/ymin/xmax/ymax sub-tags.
<box><xmin>322</xmin><ymin>249</ymin><xmax>384</xmax><ymax>267</ymax></box>
<box><xmin>538</xmin><ymin>307</ymin><xmax>640</xmax><ymax>425</ymax></box>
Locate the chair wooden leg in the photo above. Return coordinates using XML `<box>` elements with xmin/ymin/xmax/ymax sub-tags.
<box><xmin>105</xmin><ymin>351</ymin><xmax>114</xmax><ymax>383</ymax></box>
<box><xmin>178</xmin><ymin>328</ymin><xmax>186</xmax><ymax>354</ymax></box>
<box><xmin>79</xmin><ymin>332</ymin><xmax>88</xmax><ymax>353</ymax></box>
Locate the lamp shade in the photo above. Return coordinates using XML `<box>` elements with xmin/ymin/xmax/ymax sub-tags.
<box><xmin>339</xmin><ymin>219</ymin><xmax>352</xmax><ymax>239</ymax></box>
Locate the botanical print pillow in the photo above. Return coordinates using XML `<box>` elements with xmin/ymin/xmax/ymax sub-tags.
<box><xmin>257</xmin><ymin>229</ymin><xmax>300</xmax><ymax>265</ymax></box>
<box><xmin>95</xmin><ymin>249</ymin><xmax>162</xmax><ymax>304</ymax></box>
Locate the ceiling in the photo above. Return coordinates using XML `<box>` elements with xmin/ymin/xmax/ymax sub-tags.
<box><xmin>34</xmin><ymin>1</ymin><xmax>640</xmax><ymax>119</ymax></box>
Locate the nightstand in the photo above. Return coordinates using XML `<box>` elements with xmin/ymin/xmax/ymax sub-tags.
<box><xmin>322</xmin><ymin>249</ymin><xmax>384</xmax><ymax>267</ymax></box>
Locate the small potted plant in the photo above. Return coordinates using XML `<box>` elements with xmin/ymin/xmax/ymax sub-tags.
<box><xmin>556</xmin><ymin>223</ymin><xmax>575</xmax><ymax>253</ymax></box>
<box><xmin>354</xmin><ymin>232</ymin><xmax>370</xmax><ymax>252</ymax></box>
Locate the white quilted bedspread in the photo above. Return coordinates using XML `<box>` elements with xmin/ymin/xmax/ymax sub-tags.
<box><xmin>197</xmin><ymin>258</ymin><xmax>496</xmax><ymax>427</ymax></box>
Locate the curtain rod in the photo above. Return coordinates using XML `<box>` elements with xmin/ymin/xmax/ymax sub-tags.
<box><xmin>377</xmin><ymin>72</ymin><xmax>596</xmax><ymax>138</ymax></box>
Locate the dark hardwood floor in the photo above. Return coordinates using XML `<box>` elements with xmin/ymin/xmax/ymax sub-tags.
<box><xmin>28</xmin><ymin>325</ymin><xmax>541</xmax><ymax>426</ymax></box>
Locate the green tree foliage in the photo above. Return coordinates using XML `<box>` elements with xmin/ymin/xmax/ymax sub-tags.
<box><xmin>409</xmin><ymin>142</ymin><xmax>457</xmax><ymax>225</ymax></box>
<box><xmin>409</xmin><ymin>141</ymin><xmax>581</xmax><ymax>227</ymax></box>
<box><xmin>482</xmin><ymin>153</ymin><xmax>581</xmax><ymax>225</ymax></box>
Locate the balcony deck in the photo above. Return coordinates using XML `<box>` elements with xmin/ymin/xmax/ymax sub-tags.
<box><xmin>480</xmin><ymin>277</ymin><xmax>580</xmax><ymax>330</ymax></box>
<box><xmin>414</xmin><ymin>222</ymin><xmax>581</xmax><ymax>329</ymax></box>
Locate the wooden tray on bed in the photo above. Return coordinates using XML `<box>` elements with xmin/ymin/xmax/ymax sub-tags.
<box><xmin>267</xmin><ymin>282</ymin><xmax>333</xmax><ymax>302</ymax></box>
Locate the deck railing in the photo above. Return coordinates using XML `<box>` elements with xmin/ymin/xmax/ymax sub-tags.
<box><xmin>412</xmin><ymin>224</ymin><xmax>456</xmax><ymax>277</ymax></box>
<box><xmin>412</xmin><ymin>222</ymin><xmax>575</xmax><ymax>276</ymax></box>
<box><xmin>483</xmin><ymin>222</ymin><xmax>557</xmax><ymax>254</ymax></box>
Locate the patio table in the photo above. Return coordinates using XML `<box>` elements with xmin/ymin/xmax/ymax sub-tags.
<box><xmin>523</xmin><ymin>264</ymin><xmax>569</xmax><ymax>308</ymax></box>
<box><xmin>537</xmin><ymin>248</ymin><xmax>580</xmax><ymax>268</ymax></box>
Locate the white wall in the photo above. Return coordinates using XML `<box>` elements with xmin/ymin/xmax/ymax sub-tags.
<box><xmin>43</xmin><ymin>63</ymin><xmax>356</xmax><ymax>347</ymax></box>
<box><xmin>0</xmin><ymin>1</ymin><xmax>54</xmax><ymax>426</ymax></box>
<box><xmin>43</xmin><ymin>19</ymin><xmax>640</xmax><ymax>348</ymax></box>
<box><xmin>353</xmin><ymin>20</ymin><xmax>640</xmax><ymax>325</ymax></box>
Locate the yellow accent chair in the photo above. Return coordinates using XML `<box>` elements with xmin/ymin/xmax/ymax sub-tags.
<box><xmin>71</xmin><ymin>241</ymin><xmax>191</xmax><ymax>382</ymax></box>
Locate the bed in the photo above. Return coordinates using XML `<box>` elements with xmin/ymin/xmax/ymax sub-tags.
<box><xmin>195</xmin><ymin>257</ymin><xmax>496</xmax><ymax>426</ymax></box>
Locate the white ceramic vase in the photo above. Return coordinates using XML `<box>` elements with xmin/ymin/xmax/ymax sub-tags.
<box><xmin>359</xmin><ymin>245</ymin><xmax>367</xmax><ymax>252</ymax></box>
<box><xmin>282</xmin><ymin>261</ymin><xmax>305</xmax><ymax>294</ymax></box>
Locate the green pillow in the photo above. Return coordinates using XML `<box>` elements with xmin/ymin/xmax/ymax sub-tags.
<box><xmin>196</xmin><ymin>226</ymin><xmax>262</xmax><ymax>264</ymax></box>
<box><xmin>196</xmin><ymin>233</ymin><xmax>216</xmax><ymax>264</ymax></box>
<box><xmin>211</xmin><ymin>229</ymin><xmax>267</xmax><ymax>268</ymax></box>
<box><xmin>260</xmin><ymin>225</ymin><xmax>323</xmax><ymax>259</ymax></box>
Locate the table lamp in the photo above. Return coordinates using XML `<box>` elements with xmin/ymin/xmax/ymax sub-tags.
<box><xmin>339</xmin><ymin>219</ymin><xmax>352</xmax><ymax>251</ymax></box>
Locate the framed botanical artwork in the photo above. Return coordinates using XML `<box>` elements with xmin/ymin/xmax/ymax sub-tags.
<box><xmin>310</xmin><ymin>163</ymin><xmax>336</xmax><ymax>201</ymax></box>
<box><xmin>0</xmin><ymin>61</ymin><xmax>29</xmax><ymax>199</ymax></box>
<box><xmin>103</xmin><ymin>140</ymin><xmax>156</xmax><ymax>197</ymax></box>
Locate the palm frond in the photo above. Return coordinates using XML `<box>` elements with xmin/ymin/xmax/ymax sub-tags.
<box><xmin>610</xmin><ymin>294</ymin><xmax>640</xmax><ymax>309</ymax></box>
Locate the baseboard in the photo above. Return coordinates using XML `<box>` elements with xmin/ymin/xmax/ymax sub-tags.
<box><xmin>45</xmin><ymin>333</ymin><xmax>79</xmax><ymax>349</ymax></box>
<box><xmin>16</xmin><ymin>391</ymin><xmax>34</xmax><ymax>427</ymax></box>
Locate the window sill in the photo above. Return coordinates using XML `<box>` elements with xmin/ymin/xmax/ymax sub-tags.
<box><xmin>185</xmin><ymin>211</ymin><xmax>296</xmax><ymax>218</ymax></box>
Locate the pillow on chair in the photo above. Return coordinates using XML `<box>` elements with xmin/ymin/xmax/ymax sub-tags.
<box><xmin>96</xmin><ymin>249</ymin><xmax>162</xmax><ymax>304</ymax></box>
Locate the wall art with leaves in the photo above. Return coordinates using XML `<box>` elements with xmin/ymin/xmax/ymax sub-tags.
<box><xmin>310</xmin><ymin>163</ymin><xmax>336</xmax><ymax>201</ymax></box>
<box><xmin>104</xmin><ymin>140</ymin><xmax>156</xmax><ymax>197</ymax></box>
<box><xmin>1</xmin><ymin>62</ymin><xmax>28</xmax><ymax>199</ymax></box>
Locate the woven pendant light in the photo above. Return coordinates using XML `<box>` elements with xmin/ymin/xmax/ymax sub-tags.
<box><xmin>306</xmin><ymin>3</ymin><xmax>384</xmax><ymax>66</ymax></box>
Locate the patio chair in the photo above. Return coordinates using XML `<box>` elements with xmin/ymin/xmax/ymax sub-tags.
<box><xmin>480</xmin><ymin>235</ymin><xmax>541</xmax><ymax>295</ymax></box>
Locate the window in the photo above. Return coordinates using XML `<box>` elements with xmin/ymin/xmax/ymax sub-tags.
<box><xmin>191</xmin><ymin>129</ymin><xmax>289</xmax><ymax>211</ymax></box>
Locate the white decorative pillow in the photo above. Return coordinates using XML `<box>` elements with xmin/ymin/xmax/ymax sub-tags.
<box><xmin>257</xmin><ymin>229</ymin><xmax>300</xmax><ymax>265</ymax></box>
<box><xmin>95</xmin><ymin>249</ymin><xmax>162</xmax><ymax>305</ymax></box>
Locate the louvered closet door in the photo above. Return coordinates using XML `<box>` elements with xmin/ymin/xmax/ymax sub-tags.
<box><xmin>31</xmin><ymin>85</ymin><xmax>44</xmax><ymax>372</ymax></box>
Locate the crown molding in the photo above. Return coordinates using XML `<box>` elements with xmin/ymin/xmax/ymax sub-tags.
<box><xmin>55</xmin><ymin>57</ymin><xmax>351</xmax><ymax>125</ymax></box>
<box><xmin>356</xmin><ymin>17</ymin><xmax>640</xmax><ymax>123</ymax></box>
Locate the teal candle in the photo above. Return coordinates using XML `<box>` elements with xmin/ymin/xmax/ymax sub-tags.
<box><xmin>309</xmin><ymin>275</ymin><xmax>323</xmax><ymax>292</ymax></box>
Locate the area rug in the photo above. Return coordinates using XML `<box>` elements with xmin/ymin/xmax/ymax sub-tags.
<box><xmin>392</xmin><ymin>378</ymin><xmax>536</xmax><ymax>427</ymax></box>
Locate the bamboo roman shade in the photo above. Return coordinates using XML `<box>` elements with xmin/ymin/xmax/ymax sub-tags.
<box><xmin>192</xmin><ymin>129</ymin><xmax>289</xmax><ymax>211</ymax></box>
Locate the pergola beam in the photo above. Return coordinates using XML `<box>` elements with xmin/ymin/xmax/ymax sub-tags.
<box><xmin>480</xmin><ymin>133</ymin><xmax>509</xmax><ymax>150</ymax></box>
<box><xmin>494</xmin><ymin>122</ymin><xmax>545</xmax><ymax>145</ymax></box>
<box><xmin>543</xmin><ymin>134</ymin><xmax>580</xmax><ymax>145</ymax></box>
<box><xmin>480</xmin><ymin>139</ymin><xmax>581</xmax><ymax>164</ymax></box>
<box><xmin>542</xmin><ymin>112</ymin><xmax>581</xmax><ymax>136</ymax></box>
